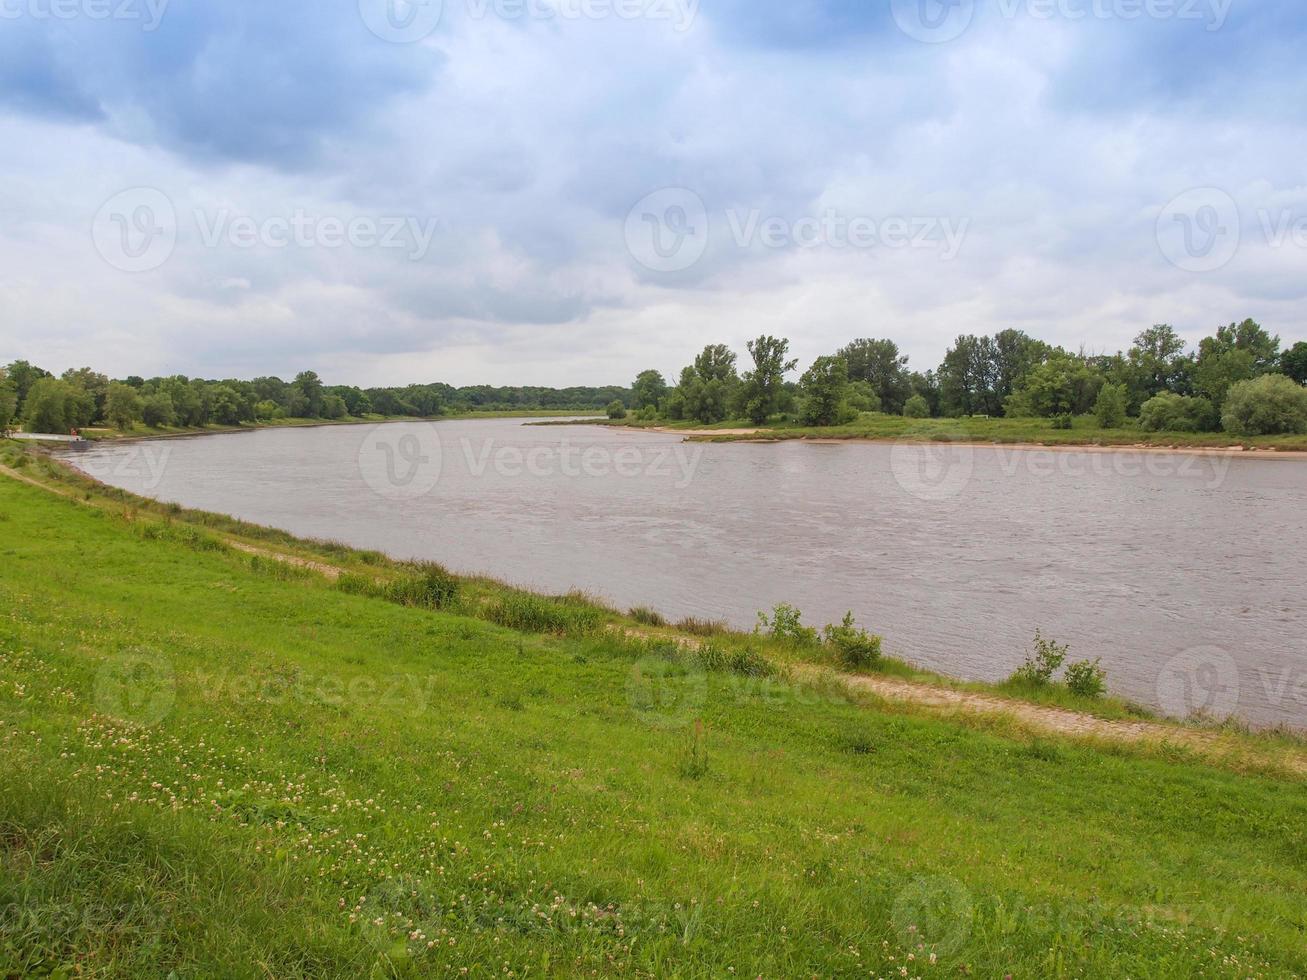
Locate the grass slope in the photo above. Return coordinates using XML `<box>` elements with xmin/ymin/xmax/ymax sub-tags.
<box><xmin>1</xmin><ymin>477</ymin><xmax>1305</xmax><ymax>977</ymax></box>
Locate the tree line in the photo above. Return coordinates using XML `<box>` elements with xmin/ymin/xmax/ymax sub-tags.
<box><xmin>617</xmin><ymin>321</ymin><xmax>1307</xmax><ymax>437</ymax></box>
<box><xmin>5</xmin><ymin>320</ymin><xmax>1305</xmax><ymax>437</ymax></box>
<box><xmin>0</xmin><ymin>363</ymin><xmax>630</xmax><ymax>434</ymax></box>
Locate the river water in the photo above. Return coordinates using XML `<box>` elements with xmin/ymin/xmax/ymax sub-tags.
<box><xmin>60</xmin><ymin>418</ymin><xmax>1307</xmax><ymax>729</ymax></box>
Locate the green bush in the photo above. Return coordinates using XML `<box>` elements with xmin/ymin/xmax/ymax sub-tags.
<box><xmin>1065</xmin><ymin>658</ymin><xmax>1107</xmax><ymax>698</ymax></box>
<box><xmin>1138</xmin><ymin>392</ymin><xmax>1217</xmax><ymax>432</ymax></box>
<box><xmin>1093</xmin><ymin>383</ymin><xmax>1128</xmax><ymax>428</ymax></box>
<box><xmin>1010</xmin><ymin>630</ymin><xmax>1068</xmax><ymax>685</ymax></box>
<box><xmin>902</xmin><ymin>394</ymin><xmax>930</xmax><ymax>419</ymax></box>
<box><xmin>1050</xmin><ymin>413</ymin><xmax>1074</xmax><ymax>430</ymax></box>
<box><xmin>1220</xmin><ymin>374</ymin><xmax>1307</xmax><ymax>436</ymax></box>
<box><xmin>606</xmin><ymin>400</ymin><xmax>627</xmax><ymax>420</ymax></box>
<box><xmin>755</xmin><ymin>603</ymin><xmax>818</xmax><ymax>646</ymax></box>
<box><xmin>821</xmin><ymin>612</ymin><xmax>882</xmax><ymax>669</ymax></box>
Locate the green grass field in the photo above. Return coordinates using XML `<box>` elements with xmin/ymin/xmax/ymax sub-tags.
<box><xmin>2</xmin><ymin>469</ymin><xmax>1306</xmax><ymax>977</ymax></box>
<box><xmin>593</xmin><ymin>412</ymin><xmax>1307</xmax><ymax>452</ymax></box>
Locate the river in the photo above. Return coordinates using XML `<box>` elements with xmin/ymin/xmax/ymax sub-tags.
<box><xmin>60</xmin><ymin>418</ymin><xmax>1307</xmax><ymax>729</ymax></box>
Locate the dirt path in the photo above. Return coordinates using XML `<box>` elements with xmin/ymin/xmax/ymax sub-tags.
<box><xmin>224</xmin><ymin>540</ymin><xmax>345</xmax><ymax>580</ymax></box>
<box><xmin>794</xmin><ymin>665</ymin><xmax>1307</xmax><ymax>775</ymax></box>
<box><xmin>616</xmin><ymin>625</ymin><xmax>1306</xmax><ymax>775</ymax></box>
<box><xmin>0</xmin><ymin>463</ymin><xmax>73</xmax><ymax>497</ymax></box>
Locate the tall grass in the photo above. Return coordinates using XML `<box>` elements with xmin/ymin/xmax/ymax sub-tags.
<box><xmin>675</xmin><ymin>616</ymin><xmax>729</xmax><ymax>637</ymax></box>
<box><xmin>484</xmin><ymin>591</ymin><xmax>604</xmax><ymax>635</ymax></box>
<box><xmin>628</xmin><ymin>606</ymin><xmax>667</xmax><ymax>627</ymax></box>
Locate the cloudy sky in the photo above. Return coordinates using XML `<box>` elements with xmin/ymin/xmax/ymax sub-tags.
<box><xmin>1</xmin><ymin>0</ymin><xmax>1304</xmax><ymax>387</ymax></box>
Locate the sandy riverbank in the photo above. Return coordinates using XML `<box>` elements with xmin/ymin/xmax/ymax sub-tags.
<box><xmin>634</xmin><ymin>426</ymin><xmax>1307</xmax><ymax>460</ymax></box>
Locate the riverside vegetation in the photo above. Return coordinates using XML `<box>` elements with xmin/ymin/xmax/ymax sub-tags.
<box><xmin>2</xmin><ymin>440</ymin><xmax>1307</xmax><ymax>977</ymax></box>
<box><xmin>6</xmin><ymin>319</ymin><xmax>1307</xmax><ymax>451</ymax></box>
<box><xmin>604</xmin><ymin>320</ymin><xmax>1307</xmax><ymax>450</ymax></box>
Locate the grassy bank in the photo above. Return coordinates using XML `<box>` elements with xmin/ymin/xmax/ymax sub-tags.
<box><xmin>2</xmin><ymin>446</ymin><xmax>1306</xmax><ymax>976</ymax></box>
<box><xmin>585</xmin><ymin>413</ymin><xmax>1307</xmax><ymax>452</ymax></box>
<box><xmin>58</xmin><ymin>409</ymin><xmax>599</xmax><ymax>443</ymax></box>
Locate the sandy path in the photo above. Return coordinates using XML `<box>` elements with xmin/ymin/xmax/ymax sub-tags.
<box><xmin>223</xmin><ymin>539</ymin><xmax>344</xmax><ymax>580</ymax></box>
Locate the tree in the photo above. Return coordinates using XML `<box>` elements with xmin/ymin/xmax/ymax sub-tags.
<box><xmin>1221</xmin><ymin>375</ymin><xmax>1307</xmax><ymax>436</ymax></box>
<box><xmin>141</xmin><ymin>392</ymin><xmax>177</xmax><ymax>427</ymax></box>
<box><xmin>991</xmin><ymin>330</ymin><xmax>1049</xmax><ymax>408</ymax></box>
<box><xmin>61</xmin><ymin>368</ymin><xmax>110</xmax><ymax>424</ymax></box>
<box><xmin>1282</xmin><ymin>342</ymin><xmax>1307</xmax><ymax>385</ymax></box>
<box><xmin>903</xmin><ymin>393</ymin><xmax>930</xmax><ymax>418</ymax></box>
<box><xmin>292</xmin><ymin>370</ymin><xmax>324</xmax><ymax>417</ymax></box>
<box><xmin>1125</xmin><ymin>325</ymin><xmax>1189</xmax><ymax>408</ymax></box>
<box><xmin>104</xmin><ymin>382</ymin><xmax>143</xmax><ymax>430</ymax></box>
<box><xmin>838</xmin><ymin>338</ymin><xmax>911</xmax><ymax>415</ymax></box>
<box><xmin>938</xmin><ymin>335</ymin><xmax>999</xmax><ymax>416</ymax></box>
<box><xmin>631</xmin><ymin>370</ymin><xmax>667</xmax><ymax>411</ymax></box>
<box><xmin>1200</xmin><ymin>319</ymin><xmax>1280</xmax><ymax>374</ymax></box>
<box><xmin>798</xmin><ymin>355</ymin><xmax>851</xmax><ymax>426</ymax></box>
<box><xmin>1006</xmin><ymin>351</ymin><xmax>1103</xmax><ymax>418</ymax></box>
<box><xmin>1193</xmin><ymin>347</ymin><xmax>1255</xmax><ymax>415</ymax></box>
<box><xmin>737</xmin><ymin>336</ymin><xmax>797</xmax><ymax>424</ymax></box>
<box><xmin>908</xmin><ymin>370</ymin><xmax>940</xmax><ymax>417</ymax></box>
<box><xmin>321</xmin><ymin>394</ymin><xmax>348</xmax><ymax>420</ymax></box>
<box><xmin>3</xmin><ymin>360</ymin><xmax>51</xmax><ymax>414</ymax></box>
<box><xmin>1093</xmin><ymin>383</ymin><xmax>1128</xmax><ymax>428</ymax></box>
<box><xmin>845</xmin><ymin>380</ymin><xmax>880</xmax><ymax>414</ymax></box>
<box><xmin>0</xmin><ymin>378</ymin><xmax>16</xmax><ymax>427</ymax></box>
<box><xmin>0</xmin><ymin>366</ymin><xmax>14</xmax><ymax>422</ymax></box>
<box><xmin>22</xmin><ymin>377</ymin><xmax>73</xmax><ymax>433</ymax></box>
<box><xmin>676</xmin><ymin>345</ymin><xmax>739</xmax><ymax>424</ymax></box>
<box><xmin>693</xmin><ymin>344</ymin><xmax>737</xmax><ymax>383</ymax></box>
<box><xmin>206</xmin><ymin>385</ymin><xmax>247</xmax><ymax>426</ymax></box>
<box><xmin>253</xmin><ymin>400</ymin><xmax>286</xmax><ymax>421</ymax></box>
<box><xmin>606</xmin><ymin>399</ymin><xmax>627</xmax><ymax>420</ymax></box>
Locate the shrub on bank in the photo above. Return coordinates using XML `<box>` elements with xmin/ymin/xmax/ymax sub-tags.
<box><xmin>1011</xmin><ymin>629</ymin><xmax>1068</xmax><ymax>685</ymax></box>
<box><xmin>1138</xmin><ymin>392</ymin><xmax>1218</xmax><ymax>432</ymax></box>
<box><xmin>756</xmin><ymin>603</ymin><xmax>819</xmax><ymax>646</ymax></box>
<box><xmin>822</xmin><ymin>612</ymin><xmax>883</xmax><ymax>669</ymax></box>
<box><xmin>903</xmin><ymin>394</ymin><xmax>931</xmax><ymax>419</ymax></box>
<box><xmin>1065</xmin><ymin>658</ymin><xmax>1107</xmax><ymax>698</ymax></box>
<box><xmin>606</xmin><ymin>400</ymin><xmax>627</xmax><ymax>420</ymax></box>
<box><xmin>1093</xmin><ymin>383</ymin><xmax>1128</xmax><ymax>428</ymax></box>
<box><xmin>1220</xmin><ymin>374</ymin><xmax>1307</xmax><ymax>436</ymax></box>
<box><xmin>1009</xmin><ymin>630</ymin><xmax>1108</xmax><ymax>700</ymax></box>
